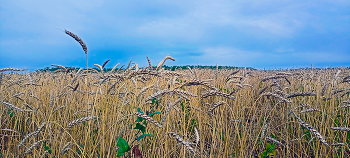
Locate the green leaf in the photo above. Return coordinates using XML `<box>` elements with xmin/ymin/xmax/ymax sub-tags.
<box><xmin>117</xmin><ymin>148</ymin><xmax>126</xmax><ymax>157</ymax></box>
<box><xmin>271</xmin><ymin>150</ymin><xmax>276</xmax><ymax>155</ymax></box>
<box><xmin>136</xmin><ymin>108</ymin><xmax>144</xmax><ymax>122</ymax></box>
<box><xmin>260</xmin><ymin>150</ymin><xmax>268</xmax><ymax>157</ymax></box>
<box><xmin>134</xmin><ymin>123</ymin><xmax>146</xmax><ymax>134</ymax></box>
<box><xmin>136</xmin><ymin>117</ymin><xmax>143</xmax><ymax>122</ymax></box>
<box><xmin>151</xmin><ymin>98</ymin><xmax>159</xmax><ymax>105</ymax></box>
<box><xmin>334</xmin><ymin>118</ymin><xmax>340</xmax><ymax>126</ymax></box>
<box><xmin>137</xmin><ymin>134</ymin><xmax>153</xmax><ymax>141</ymax></box>
<box><xmin>137</xmin><ymin>108</ymin><xmax>144</xmax><ymax>114</ymax></box>
<box><xmin>266</xmin><ymin>143</ymin><xmax>271</xmax><ymax>151</ymax></box>
<box><xmin>270</xmin><ymin>133</ymin><xmax>276</xmax><ymax>138</ymax></box>
<box><xmin>116</xmin><ymin>137</ymin><xmax>130</xmax><ymax>157</ymax></box>
<box><xmin>148</xmin><ymin>112</ymin><xmax>161</xmax><ymax>117</ymax></box>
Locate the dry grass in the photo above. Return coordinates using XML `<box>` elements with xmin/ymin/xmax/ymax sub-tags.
<box><xmin>1</xmin><ymin>59</ymin><xmax>350</xmax><ymax>157</ymax></box>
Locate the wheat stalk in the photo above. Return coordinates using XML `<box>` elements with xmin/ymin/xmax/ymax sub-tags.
<box><xmin>201</xmin><ymin>90</ymin><xmax>235</xmax><ymax>100</ymax></box>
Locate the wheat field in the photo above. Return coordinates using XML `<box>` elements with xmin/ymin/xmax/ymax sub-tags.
<box><xmin>1</xmin><ymin>63</ymin><xmax>350</xmax><ymax>157</ymax></box>
<box><xmin>1</xmin><ymin>31</ymin><xmax>350</xmax><ymax>158</ymax></box>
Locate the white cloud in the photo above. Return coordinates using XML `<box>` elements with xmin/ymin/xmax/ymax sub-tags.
<box><xmin>199</xmin><ymin>47</ymin><xmax>264</xmax><ymax>65</ymax></box>
<box><xmin>134</xmin><ymin>0</ymin><xmax>313</xmax><ymax>41</ymax></box>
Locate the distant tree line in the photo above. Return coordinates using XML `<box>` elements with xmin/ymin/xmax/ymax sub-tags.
<box><xmin>36</xmin><ymin>65</ymin><xmax>255</xmax><ymax>73</ymax></box>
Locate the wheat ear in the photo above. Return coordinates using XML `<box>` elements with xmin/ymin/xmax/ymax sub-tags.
<box><xmin>64</xmin><ymin>30</ymin><xmax>87</xmax><ymax>54</ymax></box>
<box><xmin>300</xmin><ymin>108</ymin><xmax>321</xmax><ymax>113</ymax></box>
<box><xmin>147</xmin><ymin>56</ymin><xmax>152</xmax><ymax>68</ymax></box>
<box><xmin>260</xmin><ymin>92</ymin><xmax>291</xmax><ymax>103</ymax></box>
<box><xmin>110</xmin><ymin>63</ymin><xmax>120</xmax><ymax>73</ymax></box>
<box><xmin>160</xmin><ymin>101</ymin><xmax>172</xmax><ymax>125</ymax></box>
<box><xmin>2</xmin><ymin>101</ymin><xmax>31</xmax><ymax>112</ymax></box>
<box><xmin>194</xmin><ymin>127</ymin><xmax>200</xmax><ymax>145</ymax></box>
<box><xmin>286</xmin><ymin>92</ymin><xmax>316</xmax><ymax>98</ymax></box>
<box><xmin>102</xmin><ymin>59</ymin><xmax>110</xmax><ymax>69</ymax></box>
<box><xmin>24</xmin><ymin>139</ymin><xmax>47</xmax><ymax>154</ymax></box>
<box><xmin>156</xmin><ymin>55</ymin><xmax>175</xmax><ymax>71</ymax></box>
<box><xmin>145</xmin><ymin>89</ymin><xmax>171</xmax><ymax>102</ymax></box>
<box><xmin>167</xmin><ymin>132</ymin><xmax>197</xmax><ymax>154</ymax></box>
<box><xmin>208</xmin><ymin>101</ymin><xmax>226</xmax><ymax>113</ymax></box>
<box><xmin>329</xmin><ymin>127</ymin><xmax>350</xmax><ymax>132</ymax></box>
<box><xmin>0</xmin><ymin>68</ymin><xmax>26</xmax><ymax>72</ymax></box>
<box><xmin>266</xmin><ymin>137</ymin><xmax>285</xmax><ymax>147</ymax></box>
<box><xmin>60</xmin><ymin>142</ymin><xmax>73</xmax><ymax>155</ymax></box>
<box><xmin>134</xmin><ymin>112</ymin><xmax>162</xmax><ymax>128</ymax></box>
<box><xmin>94</xmin><ymin>64</ymin><xmax>103</xmax><ymax>72</ymax></box>
<box><xmin>290</xmin><ymin>110</ymin><xmax>329</xmax><ymax>147</ymax></box>
<box><xmin>18</xmin><ymin>121</ymin><xmax>46</xmax><ymax>147</ymax></box>
<box><xmin>66</xmin><ymin>116</ymin><xmax>97</xmax><ymax>129</ymax></box>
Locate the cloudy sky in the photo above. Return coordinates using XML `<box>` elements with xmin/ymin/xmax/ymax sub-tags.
<box><xmin>1</xmin><ymin>0</ymin><xmax>349</xmax><ymax>71</ymax></box>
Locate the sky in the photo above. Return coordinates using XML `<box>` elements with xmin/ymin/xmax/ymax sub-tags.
<box><xmin>0</xmin><ymin>0</ymin><xmax>350</xmax><ymax>71</ymax></box>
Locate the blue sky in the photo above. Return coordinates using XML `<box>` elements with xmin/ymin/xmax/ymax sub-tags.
<box><xmin>1</xmin><ymin>0</ymin><xmax>349</xmax><ymax>71</ymax></box>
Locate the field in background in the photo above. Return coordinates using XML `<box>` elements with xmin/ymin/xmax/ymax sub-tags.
<box><xmin>1</xmin><ymin>62</ymin><xmax>350</xmax><ymax>157</ymax></box>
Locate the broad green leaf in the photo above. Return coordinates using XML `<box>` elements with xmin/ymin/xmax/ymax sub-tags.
<box><xmin>134</xmin><ymin>123</ymin><xmax>146</xmax><ymax>134</ymax></box>
<box><xmin>149</xmin><ymin>112</ymin><xmax>161</xmax><ymax>117</ymax></box>
<box><xmin>136</xmin><ymin>117</ymin><xmax>143</xmax><ymax>122</ymax></box>
<box><xmin>117</xmin><ymin>148</ymin><xmax>126</xmax><ymax>157</ymax></box>
<box><xmin>116</xmin><ymin>137</ymin><xmax>130</xmax><ymax>155</ymax></box>
<box><xmin>137</xmin><ymin>134</ymin><xmax>153</xmax><ymax>141</ymax></box>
